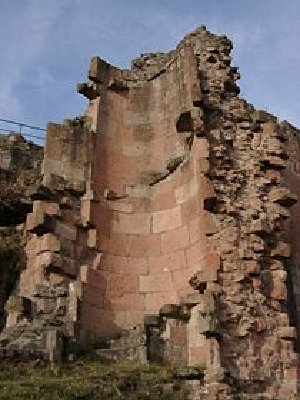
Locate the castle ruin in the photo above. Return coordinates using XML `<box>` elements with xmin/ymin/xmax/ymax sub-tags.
<box><xmin>1</xmin><ymin>26</ymin><xmax>300</xmax><ymax>399</ymax></box>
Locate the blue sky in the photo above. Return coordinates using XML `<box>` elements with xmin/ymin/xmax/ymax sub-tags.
<box><xmin>0</xmin><ymin>0</ymin><xmax>299</xmax><ymax>141</ymax></box>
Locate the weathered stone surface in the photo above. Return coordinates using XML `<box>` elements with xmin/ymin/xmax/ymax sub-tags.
<box><xmin>0</xmin><ymin>133</ymin><xmax>42</xmax><ymax>331</ymax></box>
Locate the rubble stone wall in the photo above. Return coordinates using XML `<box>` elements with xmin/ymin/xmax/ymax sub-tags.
<box><xmin>18</xmin><ymin>120</ymin><xmax>92</xmax><ymax>299</ymax></box>
<box><xmin>283</xmin><ymin>122</ymin><xmax>300</xmax><ymax>352</ymax></box>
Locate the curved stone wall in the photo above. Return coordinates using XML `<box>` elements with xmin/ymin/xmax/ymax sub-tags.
<box><xmin>80</xmin><ymin>44</ymin><xmax>218</xmax><ymax>340</ymax></box>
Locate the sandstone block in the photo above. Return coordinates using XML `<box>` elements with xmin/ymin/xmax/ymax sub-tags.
<box><xmin>145</xmin><ymin>292</ymin><xmax>178</xmax><ymax>313</ymax></box>
<box><xmin>269</xmin><ymin>187</ymin><xmax>297</xmax><ymax>207</ymax></box>
<box><xmin>175</xmin><ymin>178</ymin><xmax>198</xmax><ymax>205</ymax></box>
<box><xmin>39</xmin><ymin>233</ymin><xmax>60</xmax><ymax>253</ymax></box>
<box><xmin>278</xmin><ymin>326</ymin><xmax>296</xmax><ymax>341</ymax></box>
<box><xmin>55</xmin><ymin>220</ymin><xmax>77</xmax><ymax>241</ymax></box>
<box><xmin>113</xmin><ymin>212</ymin><xmax>151</xmax><ymax>235</ymax></box>
<box><xmin>127</xmin><ymin>233</ymin><xmax>161</xmax><ymax>257</ymax></box>
<box><xmin>152</xmin><ymin>207</ymin><xmax>182</xmax><ymax>233</ymax></box>
<box><xmin>149</xmin><ymin>250</ymin><xmax>186</xmax><ymax>275</ymax></box>
<box><xmin>161</xmin><ymin>226</ymin><xmax>189</xmax><ymax>253</ymax></box>
<box><xmin>271</xmin><ymin>241</ymin><xmax>291</xmax><ymax>259</ymax></box>
<box><xmin>87</xmin><ymin>229</ymin><xmax>97</xmax><ymax>248</ymax></box>
<box><xmin>140</xmin><ymin>273</ymin><xmax>173</xmax><ymax>293</ymax></box>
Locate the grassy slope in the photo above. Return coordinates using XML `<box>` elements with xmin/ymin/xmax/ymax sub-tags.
<box><xmin>0</xmin><ymin>359</ymin><xmax>204</xmax><ymax>400</ymax></box>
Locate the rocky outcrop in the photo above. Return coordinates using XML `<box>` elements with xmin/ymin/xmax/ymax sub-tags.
<box><xmin>0</xmin><ymin>133</ymin><xmax>42</xmax><ymax>224</ymax></box>
<box><xmin>0</xmin><ymin>133</ymin><xmax>42</xmax><ymax>330</ymax></box>
<box><xmin>0</xmin><ymin>26</ymin><xmax>300</xmax><ymax>399</ymax></box>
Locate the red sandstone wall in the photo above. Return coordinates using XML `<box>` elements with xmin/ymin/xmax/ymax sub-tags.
<box><xmin>283</xmin><ymin>124</ymin><xmax>300</xmax><ymax>343</ymax></box>
<box><xmin>18</xmin><ymin>120</ymin><xmax>92</xmax><ymax>301</ymax></box>
<box><xmin>80</xmin><ymin>46</ymin><xmax>218</xmax><ymax>340</ymax></box>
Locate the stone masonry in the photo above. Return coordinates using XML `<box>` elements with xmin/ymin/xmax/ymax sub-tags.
<box><xmin>0</xmin><ymin>133</ymin><xmax>42</xmax><ymax>330</ymax></box>
<box><xmin>1</xmin><ymin>26</ymin><xmax>300</xmax><ymax>399</ymax></box>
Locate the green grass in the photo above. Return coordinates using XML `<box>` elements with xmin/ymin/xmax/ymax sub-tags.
<box><xmin>0</xmin><ymin>359</ymin><xmax>204</xmax><ymax>399</ymax></box>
